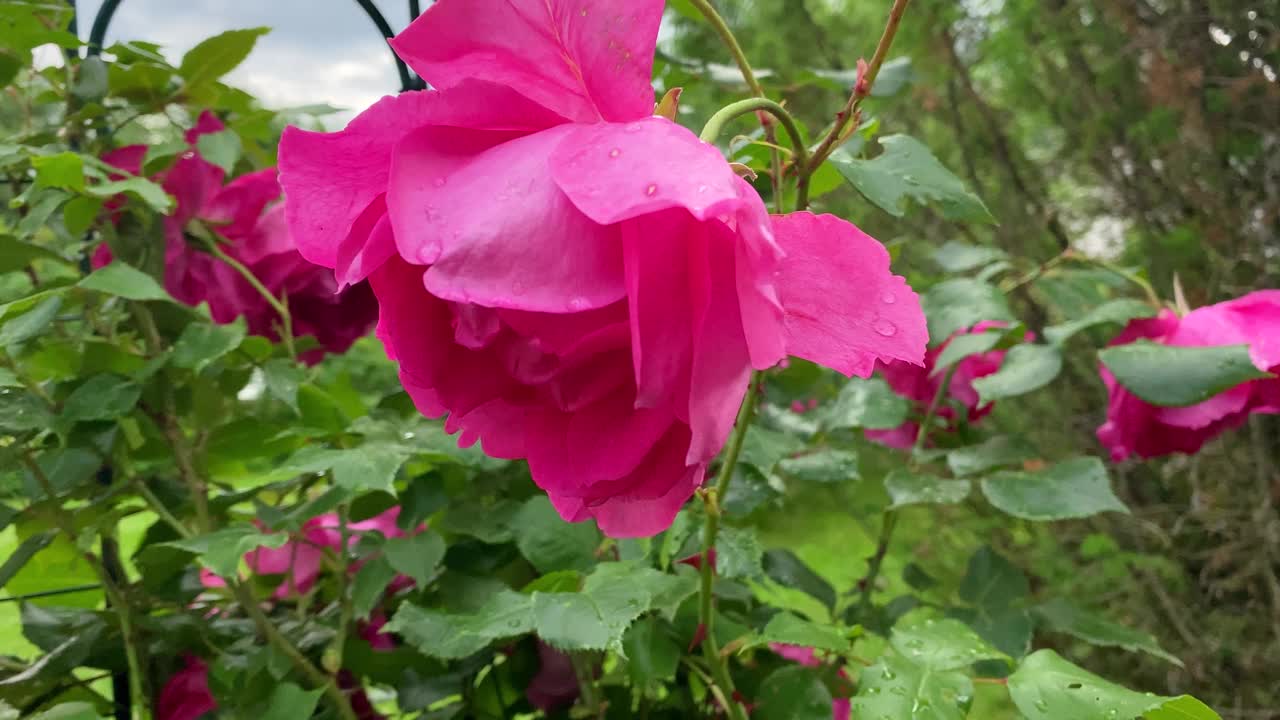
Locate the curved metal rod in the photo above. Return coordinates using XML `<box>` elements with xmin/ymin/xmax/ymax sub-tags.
<box><xmin>87</xmin><ymin>0</ymin><xmax>122</xmax><ymax>56</ymax></box>
<box><xmin>409</xmin><ymin>0</ymin><xmax>422</xmax><ymax>21</ymax></box>
<box><xmin>354</xmin><ymin>0</ymin><xmax>424</xmax><ymax>92</ymax></box>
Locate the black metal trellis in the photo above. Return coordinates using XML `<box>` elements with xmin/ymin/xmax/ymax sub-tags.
<box><xmin>78</xmin><ymin>0</ymin><xmax>427</xmax><ymax>91</ymax></box>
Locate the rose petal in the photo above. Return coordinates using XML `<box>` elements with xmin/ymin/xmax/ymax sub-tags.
<box><xmin>771</xmin><ymin>212</ymin><xmax>927</xmax><ymax>377</ymax></box>
<box><xmin>279</xmin><ymin>82</ymin><xmax>561</xmax><ymax>275</ymax></box>
<box><xmin>388</xmin><ymin>125</ymin><xmax>625</xmax><ymax>312</ymax></box>
<box><xmin>203</xmin><ymin>168</ymin><xmax>281</xmax><ymax>249</ymax></box>
<box><xmin>686</xmin><ymin>224</ymin><xmax>752</xmax><ymax>464</ymax></box>
<box><xmin>392</xmin><ymin>0</ymin><xmax>663</xmax><ymax>123</ymax></box>
<box><xmin>622</xmin><ymin>209</ymin><xmax>696</xmax><ymax>411</ymax></box>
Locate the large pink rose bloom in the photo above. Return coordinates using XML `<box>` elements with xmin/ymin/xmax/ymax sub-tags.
<box><xmin>279</xmin><ymin>0</ymin><xmax>927</xmax><ymax>536</ymax></box>
<box><xmin>869</xmin><ymin>321</ymin><xmax>1016</xmax><ymax>449</ymax></box>
<box><xmin>96</xmin><ymin>112</ymin><xmax>377</xmax><ymax>363</ymax></box>
<box><xmin>1097</xmin><ymin>291</ymin><xmax>1280</xmax><ymax>460</ymax></box>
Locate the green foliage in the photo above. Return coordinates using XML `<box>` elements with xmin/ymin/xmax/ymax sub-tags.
<box><xmin>980</xmin><ymin>458</ymin><xmax>1129</xmax><ymax>521</ymax></box>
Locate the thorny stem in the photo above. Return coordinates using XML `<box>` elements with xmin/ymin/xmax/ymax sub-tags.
<box><xmin>21</xmin><ymin>453</ymin><xmax>150</xmax><ymax>720</ymax></box>
<box><xmin>799</xmin><ymin>0</ymin><xmax>913</xmax><ymax>209</ymax></box>
<box><xmin>687</xmin><ymin>0</ymin><xmax>785</xmax><ymax>212</ymax></box>
<box><xmin>329</xmin><ymin>504</ymin><xmax>355</xmax><ymax>674</ymax></box>
<box><xmin>700</xmin><ymin>97</ymin><xmax>810</xmax><ymax>175</ymax></box>
<box><xmin>571</xmin><ymin>653</ymin><xmax>604</xmax><ymax>717</ymax></box>
<box><xmin>201</xmin><ymin>238</ymin><xmax>297</xmax><ymax>361</ymax></box>
<box><xmin>697</xmin><ymin>371</ymin><xmax>762</xmax><ymax>720</ymax></box>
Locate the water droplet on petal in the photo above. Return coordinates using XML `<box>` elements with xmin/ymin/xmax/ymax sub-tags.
<box><xmin>609</xmin><ymin>148</ymin><xmax>621</xmax><ymax>158</ymax></box>
<box><xmin>645</xmin><ymin>184</ymin><xmax>658</xmax><ymax>196</ymax></box>
<box><xmin>874</xmin><ymin>318</ymin><xmax>898</xmax><ymax>337</ymax></box>
<box><xmin>697</xmin><ymin>185</ymin><xmax>708</xmax><ymax>193</ymax></box>
<box><xmin>433</xmin><ymin>177</ymin><xmax>446</xmax><ymax>187</ymax></box>
<box><xmin>880</xmin><ymin>291</ymin><xmax>897</xmax><ymax>304</ymax></box>
<box><xmin>626</xmin><ymin>124</ymin><xmax>644</xmax><ymax>133</ymax></box>
<box><xmin>512</xmin><ymin>280</ymin><xmax>527</xmax><ymax>296</ymax></box>
<box><xmin>567</xmin><ymin>296</ymin><xmax>588</xmax><ymax>311</ymax></box>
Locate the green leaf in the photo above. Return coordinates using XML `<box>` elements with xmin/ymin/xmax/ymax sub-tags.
<box><xmin>752</xmin><ymin>612</ymin><xmax>853</xmax><ymax>655</ymax></box>
<box><xmin>0</xmin><ymin>503</ymin><xmax>16</xmax><ymax>533</ymax></box>
<box><xmin>763</xmin><ymin>549</ymin><xmax>836</xmax><ymax>611</ymax></box>
<box><xmin>981</xmin><ymin>457</ymin><xmax>1129</xmax><ymax>521</ymax></box>
<box><xmin>716</xmin><ymin>525</ymin><xmax>763</xmax><ymax>580</ymax></box>
<box><xmin>0</xmin><ymin>531</ymin><xmax>56</xmax><ymax>591</ymax></box>
<box><xmin>1008</xmin><ymin>650</ymin><xmax>1220</xmax><ymax>720</ymax></box>
<box><xmin>946</xmin><ymin>436</ymin><xmax>1038</xmax><ymax>477</ymax></box>
<box><xmin>60</xmin><ymin>374</ymin><xmax>141</xmax><ymax>424</ymax></box>
<box><xmin>953</xmin><ymin>604</ymin><xmax>1033</xmax><ymax>659</ymax></box>
<box><xmin>352</xmin><ymin>555</ymin><xmax>397</xmax><ymax>619</ymax></box>
<box><xmin>170</xmin><ymin>319</ymin><xmax>247</xmax><ymax>372</ymax></box>
<box><xmin>179</xmin><ymin>28</ymin><xmax>270</xmax><ymax>89</ymax></box>
<box><xmin>891</xmin><ymin>617</ymin><xmax>1009</xmax><ymax>670</ymax></box>
<box><xmin>778</xmin><ymin>449</ymin><xmax>860</xmax><ymax>483</ymax></box>
<box><xmin>532</xmin><ymin>592</ymin><xmax>615</xmax><ymax>651</ymax></box>
<box><xmin>331</xmin><ymin>445</ymin><xmax>409</xmax><ymax>494</ymax></box>
<box><xmin>932</xmin><ymin>241</ymin><xmax>1007</xmax><ymax>273</ymax></box>
<box><xmin>832</xmin><ymin>135</ymin><xmax>994</xmax><ymax>223</ymax></box>
<box><xmin>0</xmin><ymin>368</ymin><xmax>16</xmax><ymax>387</ymax></box>
<box><xmin>522</xmin><ymin>570</ymin><xmax>582</xmax><ymax>594</ymax></box>
<box><xmin>1098</xmin><ymin>342</ymin><xmax>1272</xmax><ymax>407</ymax></box>
<box><xmin>31</xmin><ymin>153</ymin><xmax>84</xmax><ymax>191</ymax></box>
<box><xmin>163</xmin><ymin>525</ymin><xmax>288</xmax><ymax>578</ymax></box>
<box><xmin>0</xmin><ymin>296</ymin><xmax>62</xmax><ymax>347</ymax></box>
<box><xmin>62</xmin><ymin>197</ymin><xmax>103</xmax><ymax>236</ymax></box>
<box><xmin>820</xmin><ymin>376</ymin><xmax>910</xmax><ymax>431</ymax></box>
<box><xmin>259</xmin><ymin>682</ymin><xmax>323</xmax><ymax>720</ymax></box>
<box><xmin>1044</xmin><ymin>299</ymin><xmax>1157</xmax><ymax>345</ymax></box>
<box><xmin>84</xmin><ymin>177</ymin><xmax>174</xmax><ymax>214</ymax></box>
<box><xmin>262</xmin><ymin>359</ymin><xmax>303</xmax><ymax>412</ymax></box>
<box><xmin>738</xmin><ymin>425</ymin><xmax>803</xmax><ymax>474</ymax></box>
<box><xmin>388</xmin><ymin>590</ymin><xmax>536</xmax><ymax>660</ymax></box>
<box><xmin>755</xmin><ymin>666</ymin><xmax>834</xmax><ymax>720</ymax></box>
<box><xmin>513</xmin><ymin>496</ymin><xmax>599</xmax><ymax>574</ymax></box>
<box><xmin>921</xmin><ymin>279</ymin><xmax>1014</xmax><ymax>343</ymax></box>
<box><xmin>0</xmin><ymin>388</ymin><xmax>54</xmax><ymax>433</ymax></box>
<box><xmin>79</xmin><ymin>262</ymin><xmax>170</xmax><ymax>301</ymax></box>
<box><xmin>195</xmin><ymin>129</ymin><xmax>242</xmax><ymax>173</ymax></box>
<box><xmin>851</xmin><ymin>654</ymin><xmax>973</xmax><ymax>720</ymax></box>
<box><xmin>971</xmin><ymin>344</ymin><xmax>1063</xmax><ymax>403</ymax></box>
<box><xmin>931</xmin><ymin>330</ymin><xmax>1003</xmax><ymax>374</ymax></box>
<box><xmin>959</xmin><ymin>546</ymin><xmax>1029</xmax><ymax>610</ymax></box>
<box><xmin>0</xmin><ymin>236</ymin><xmax>72</xmax><ymax>273</ymax></box>
<box><xmin>622</xmin><ymin>616</ymin><xmax>681</xmax><ymax>688</ymax></box>
<box><xmin>885</xmin><ymin>469</ymin><xmax>970</xmax><ymax>508</ymax></box>
<box><xmin>1145</xmin><ymin>696</ymin><xmax>1222</xmax><ymax>720</ymax></box>
<box><xmin>383</xmin><ymin>531</ymin><xmax>446</xmax><ymax>588</ymax></box>
<box><xmin>1034</xmin><ymin>599</ymin><xmax>1181</xmax><ymax>665</ymax></box>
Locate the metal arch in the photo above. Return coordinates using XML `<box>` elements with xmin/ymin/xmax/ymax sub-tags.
<box><xmin>76</xmin><ymin>0</ymin><xmax>424</xmax><ymax>91</ymax></box>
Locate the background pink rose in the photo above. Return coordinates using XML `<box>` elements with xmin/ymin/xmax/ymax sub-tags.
<box><xmin>279</xmin><ymin>0</ymin><xmax>928</xmax><ymax>537</ymax></box>
<box><xmin>1097</xmin><ymin>291</ymin><xmax>1280</xmax><ymax>460</ymax></box>
<box><xmin>95</xmin><ymin>111</ymin><xmax>376</xmax><ymax>363</ymax></box>
<box><xmin>869</xmin><ymin>321</ymin><xmax>1021</xmax><ymax>449</ymax></box>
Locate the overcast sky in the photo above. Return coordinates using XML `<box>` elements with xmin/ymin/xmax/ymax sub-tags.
<box><xmin>75</xmin><ymin>0</ymin><xmax>416</xmax><ymax>117</ymax></box>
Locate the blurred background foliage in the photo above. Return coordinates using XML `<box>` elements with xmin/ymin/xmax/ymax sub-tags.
<box><xmin>660</xmin><ymin>0</ymin><xmax>1279</xmax><ymax>714</ymax></box>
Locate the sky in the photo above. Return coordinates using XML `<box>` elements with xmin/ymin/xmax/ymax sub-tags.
<box><xmin>73</xmin><ymin>0</ymin><xmax>417</xmax><ymax>117</ymax></box>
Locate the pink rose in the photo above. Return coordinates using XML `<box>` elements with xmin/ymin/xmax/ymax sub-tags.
<box><xmin>156</xmin><ymin>656</ymin><xmax>217</xmax><ymax>720</ymax></box>
<box><xmin>770</xmin><ymin>644</ymin><xmax>852</xmax><ymax>719</ymax></box>
<box><xmin>201</xmin><ymin>507</ymin><xmax>411</xmax><ymax>599</ymax></box>
<box><xmin>869</xmin><ymin>321</ymin><xmax>1020</xmax><ymax>449</ymax></box>
<box><xmin>525</xmin><ymin>641</ymin><xmax>580</xmax><ymax>712</ymax></box>
<box><xmin>95</xmin><ymin>112</ymin><xmax>376</xmax><ymax>363</ymax></box>
<box><xmin>278</xmin><ymin>0</ymin><xmax>927</xmax><ymax>536</ymax></box>
<box><xmin>1098</xmin><ymin>291</ymin><xmax>1280</xmax><ymax>460</ymax></box>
